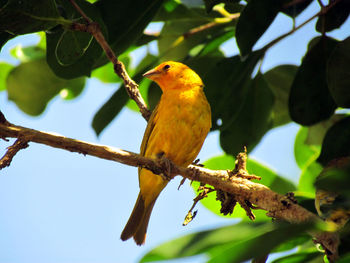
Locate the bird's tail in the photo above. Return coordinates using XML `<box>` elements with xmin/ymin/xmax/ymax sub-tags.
<box><xmin>120</xmin><ymin>192</ymin><xmax>157</xmax><ymax>245</ymax></box>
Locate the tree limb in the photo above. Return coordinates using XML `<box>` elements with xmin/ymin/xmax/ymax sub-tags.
<box><xmin>0</xmin><ymin>115</ymin><xmax>338</xmax><ymax>258</ymax></box>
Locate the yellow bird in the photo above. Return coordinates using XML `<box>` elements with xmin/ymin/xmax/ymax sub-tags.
<box><xmin>120</xmin><ymin>61</ymin><xmax>212</xmax><ymax>245</ymax></box>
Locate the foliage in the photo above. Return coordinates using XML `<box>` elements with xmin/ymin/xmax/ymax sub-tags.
<box><xmin>1</xmin><ymin>0</ymin><xmax>350</xmax><ymax>262</ymax></box>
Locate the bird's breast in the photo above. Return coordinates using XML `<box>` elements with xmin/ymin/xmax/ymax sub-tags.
<box><xmin>144</xmin><ymin>87</ymin><xmax>211</xmax><ymax>167</ymax></box>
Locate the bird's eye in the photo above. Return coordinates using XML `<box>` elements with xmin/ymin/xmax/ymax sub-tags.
<box><xmin>163</xmin><ymin>64</ymin><xmax>170</xmax><ymax>71</ymax></box>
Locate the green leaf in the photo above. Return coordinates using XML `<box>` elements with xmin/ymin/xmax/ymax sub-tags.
<box><xmin>327</xmin><ymin>37</ymin><xmax>350</xmax><ymax>108</ymax></box>
<box><xmin>207</xmin><ymin>222</ymin><xmax>314</xmax><ymax>263</ymax></box>
<box><xmin>0</xmin><ymin>0</ymin><xmax>60</xmax><ymax>35</ymax></box>
<box><xmin>197</xmin><ymin>27</ymin><xmax>235</xmax><ymax>57</ymax></box>
<box><xmin>236</xmin><ymin>0</ymin><xmax>281</xmax><ymax>56</ymax></box>
<box><xmin>316</xmin><ymin>0</ymin><xmax>350</xmax><ymax>33</ymax></box>
<box><xmin>189</xmin><ymin>50</ymin><xmax>264</xmax><ymax>131</ymax></box>
<box><xmin>6</xmin><ymin>59</ymin><xmax>85</xmax><ymax>116</ymax></box>
<box><xmin>305</xmin><ymin>114</ymin><xmax>346</xmax><ymax>146</ymax></box>
<box><xmin>271</xmin><ymin>251</ymin><xmax>322</xmax><ymax>263</ymax></box>
<box><xmin>140</xmin><ymin>222</ymin><xmax>270</xmax><ymax>263</ymax></box>
<box><xmin>92</xmin><ymin>86</ymin><xmax>129</xmax><ymax>136</ymax></box>
<box><xmin>220</xmin><ymin>73</ymin><xmax>274</xmax><ymax>155</ymax></box>
<box><xmin>91</xmin><ymin>55</ymin><xmax>131</xmax><ymax>83</ymax></box>
<box><xmin>272</xmin><ymin>234</ymin><xmax>309</xmax><ymax>253</ymax></box>
<box><xmin>55</xmin><ymin>29</ymin><xmax>94</xmax><ymax>66</ymax></box>
<box><xmin>95</xmin><ymin>0</ymin><xmax>163</xmax><ymax>56</ymax></box>
<box><xmin>154</xmin><ymin>2</ymin><xmax>207</xmax><ymax>21</ymax></box>
<box><xmin>10</xmin><ymin>45</ymin><xmax>45</xmax><ymax>62</ymax></box>
<box><xmin>193</xmin><ymin>155</ymin><xmax>295</xmax><ymax>218</ymax></box>
<box><xmin>281</xmin><ymin>0</ymin><xmax>312</xmax><ymax>18</ymax></box>
<box><xmin>315</xmin><ymin>164</ymin><xmax>350</xmax><ymax>197</ymax></box>
<box><xmin>294</xmin><ymin>127</ymin><xmax>320</xmax><ymax>170</ymax></box>
<box><xmin>264</xmin><ymin>65</ymin><xmax>298</xmax><ymax>127</ymax></box>
<box><xmin>46</xmin><ymin>0</ymin><xmax>105</xmax><ymax>79</ymax></box>
<box><xmin>298</xmin><ymin>161</ymin><xmax>322</xmax><ymax>198</ymax></box>
<box><xmin>0</xmin><ymin>62</ymin><xmax>13</xmax><ymax>91</ymax></box>
<box><xmin>294</xmin><ymin>127</ymin><xmax>323</xmax><ymax>196</ymax></box>
<box><xmin>158</xmin><ymin>18</ymin><xmax>230</xmax><ymax>61</ymax></box>
<box><xmin>289</xmin><ymin>36</ymin><xmax>338</xmax><ymax>125</ymax></box>
<box><xmin>318</xmin><ymin>116</ymin><xmax>350</xmax><ymax>166</ymax></box>
<box><xmin>92</xmin><ymin>54</ymin><xmax>157</xmax><ymax>135</ymax></box>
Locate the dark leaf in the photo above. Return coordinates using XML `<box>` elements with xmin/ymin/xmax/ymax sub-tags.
<box><xmin>96</xmin><ymin>0</ymin><xmax>163</xmax><ymax>56</ymax></box>
<box><xmin>154</xmin><ymin>2</ymin><xmax>206</xmax><ymax>21</ymax></box>
<box><xmin>318</xmin><ymin>116</ymin><xmax>350</xmax><ymax>166</ymax></box>
<box><xmin>92</xmin><ymin>86</ymin><xmax>129</xmax><ymax>136</ymax></box>
<box><xmin>92</xmin><ymin>54</ymin><xmax>157</xmax><ymax>135</ymax></box>
<box><xmin>0</xmin><ymin>0</ymin><xmax>60</xmax><ymax>35</ymax></box>
<box><xmin>220</xmin><ymin>73</ymin><xmax>274</xmax><ymax>155</ymax></box>
<box><xmin>289</xmin><ymin>36</ymin><xmax>338</xmax><ymax>125</ymax></box>
<box><xmin>264</xmin><ymin>65</ymin><xmax>298</xmax><ymax>127</ymax></box>
<box><xmin>236</xmin><ymin>0</ymin><xmax>281</xmax><ymax>56</ymax></box>
<box><xmin>46</xmin><ymin>0</ymin><xmax>104</xmax><ymax>79</ymax></box>
<box><xmin>0</xmin><ymin>31</ymin><xmax>14</xmax><ymax>51</ymax></box>
<box><xmin>55</xmin><ymin>28</ymin><xmax>93</xmax><ymax>66</ymax></box>
<box><xmin>327</xmin><ymin>37</ymin><xmax>350</xmax><ymax>108</ymax></box>
<box><xmin>281</xmin><ymin>0</ymin><xmax>312</xmax><ymax>18</ymax></box>
<box><xmin>189</xmin><ymin>50</ymin><xmax>264</xmax><ymax>131</ymax></box>
<box><xmin>6</xmin><ymin>59</ymin><xmax>85</xmax><ymax>116</ymax></box>
<box><xmin>315</xmin><ymin>164</ymin><xmax>350</xmax><ymax>197</ymax></box>
<box><xmin>316</xmin><ymin>0</ymin><xmax>350</xmax><ymax>33</ymax></box>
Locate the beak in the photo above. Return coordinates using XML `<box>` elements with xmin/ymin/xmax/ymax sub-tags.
<box><xmin>143</xmin><ymin>68</ymin><xmax>161</xmax><ymax>79</ymax></box>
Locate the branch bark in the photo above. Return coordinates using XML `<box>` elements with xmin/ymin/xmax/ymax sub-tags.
<box><xmin>0</xmin><ymin>117</ymin><xmax>338</xmax><ymax>258</ymax></box>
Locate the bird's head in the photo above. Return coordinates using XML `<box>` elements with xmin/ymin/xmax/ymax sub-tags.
<box><xmin>143</xmin><ymin>61</ymin><xmax>203</xmax><ymax>91</ymax></box>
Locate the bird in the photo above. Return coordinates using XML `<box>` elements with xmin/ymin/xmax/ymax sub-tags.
<box><xmin>120</xmin><ymin>61</ymin><xmax>212</xmax><ymax>245</ymax></box>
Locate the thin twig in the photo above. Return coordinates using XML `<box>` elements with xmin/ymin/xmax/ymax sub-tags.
<box><xmin>0</xmin><ymin>138</ymin><xmax>28</xmax><ymax>170</ymax></box>
<box><xmin>68</xmin><ymin>0</ymin><xmax>151</xmax><ymax>121</ymax></box>
<box><xmin>264</xmin><ymin>0</ymin><xmax>342</xmax><ymax>51</ymax></box>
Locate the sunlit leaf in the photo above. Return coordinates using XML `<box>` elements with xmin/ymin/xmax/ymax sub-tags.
<box><xmin>7</xmin><ymin>59</ymin><xmax>84</xmax><ymax>115</ymax></box>
<box><xmin>0</xmin><ymin>62</ymin><xmax>13</xmax><ymax>91</ymax></box>
<box><xmin>271</xmin><ymin>251</ymin><xmax>322</xmax><ymax>263</ymax></box>
<box><xmin>10</xmin><ymin>45</ymin><xmax>45</xmax><ymax>62</ymax></box>
<box><xmin>207</xmin><ymin>222</ymin><xmax>314</xmax><ymax>263</ymax></box>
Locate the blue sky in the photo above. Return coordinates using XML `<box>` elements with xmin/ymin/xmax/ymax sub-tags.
<box><xmin>0</xmin><ymin>2</ymin><xmax>349</xmax><ymax>263</ymax></box>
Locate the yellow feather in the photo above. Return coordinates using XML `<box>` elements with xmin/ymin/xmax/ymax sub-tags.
<box><xmin>121</xmin><ymin>61</ymin><xmax>211</xmax><ymax>245</ymax></box>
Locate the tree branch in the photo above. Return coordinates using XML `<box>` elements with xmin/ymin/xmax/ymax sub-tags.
<box><xmin>0</xmin><ymin>114</ymin><xmax>338</xmax><ymax>258</ymax></box>
<box><xmin>68</xmin><ymin>0</ymin><xmax>151</xmax><ymax>121</ymax></box>
<box><xmin>0</xmin><ymin>138</ymin><xmax>29</xmax><ymax>170</ymax></box>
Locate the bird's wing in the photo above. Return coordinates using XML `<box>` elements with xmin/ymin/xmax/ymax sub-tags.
<box><xmin>138</xmin><ymin>103</ymin><xmax>160</xmax><ymax>174</ymax></box>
